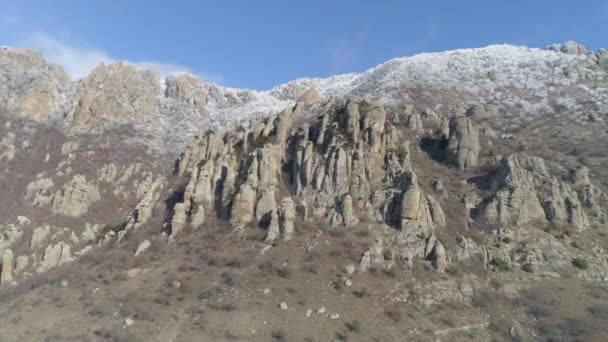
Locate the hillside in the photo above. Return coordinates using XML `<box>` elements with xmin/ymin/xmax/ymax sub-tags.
<box><xmin>1</xmin><ymin>41</ymin><xmax>608</xmax><ymax>341</ymax></box>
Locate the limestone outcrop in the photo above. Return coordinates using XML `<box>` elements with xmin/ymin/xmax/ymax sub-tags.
<box><xmin>51</xmin><ymin>175</ymin><xmax>101</xmax><ymax>217</ymax></box>
<box><xmin>168</xmin><ymin>98</ymin><xmax>446</xmax><ymax>267</ymax></box>
<box><xmin>25</xmin><ymin>176</ymin><xmax>55</xmax><ymax>207</ymax></box>
<box><xmin>164</xmin><ymin>74</ymin><xmax>208</xmax><ymax>114</ymax></box>
<box><xmin>0</xmin><ymin>48</ymin><xmax>70</xmax><ymax>123</ymax></box>
<box><xmin>476</xmin><ymin>155</ymin><xmax>607</xmax><ymax>231</ymax></box>
<box><xmin>446</xmin><ymin>117</ymin><xmax>480</xmax><ymax>171</ymax></box>
<box><xmin>1</xmin><ymin>249</ymin><xmax>14</xmax><ymax>285</ymax></box>
<box><xmin>39</xmin><ymin>241</ymin><xmax>72</xmax><ymax>272</ymax></box>
<box><xmin>69</xmin><ymin>62</ymin><xmax>160</xmax><ymax>128</ymax></box>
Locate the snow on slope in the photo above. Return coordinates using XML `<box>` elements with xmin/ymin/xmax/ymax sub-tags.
<box><xmin>201</xmin><ymin>44</ymin><xmax>606</xmax><ymax>134</ymax></box>
<box><xmin>3</xmin><ymin>42</ymin><xmax>605</xmax><ymax>154</ymax></box>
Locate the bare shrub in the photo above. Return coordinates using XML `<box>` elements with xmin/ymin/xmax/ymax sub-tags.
<box><xmin>384</xmin><ymin>307</ymin><xmax>402</xmax><ymax>323</ymax></box>
<box><xmin>271</xmin><ymin>330</ymin><xmax>287</xmax><ymax>342</ymax></box>
<box><xmin>328</xmin><ymin>229</ymin><xmax>346</xmax><ymax>238</ymax></box>
<box><xmin>352</xmin><ymin>288</ymin><xmax>367</xmax><ymax>298</ymax></box>
<box><xmin>208</xmin><ymin>303</ymin><xmax>236</xmax><ymax>312</ymax></box>
<box><xmin>220</xmin><ymin>271</ymin><xmax>236</xmax><ymax>286</ymax></box>
<box><xmin>588</xmin><ymin>304</ymin><xmax>608</xmax><ymax>319</ymax></box>
<box><xmin>345</xmin><ymin>320</ymin><xmax>362</xmax><ymax>333</ymax></box>
<box><xmin>224</xmin><ymin>258</ymin><xmax>242</xmax><ymax>268</ymax></box>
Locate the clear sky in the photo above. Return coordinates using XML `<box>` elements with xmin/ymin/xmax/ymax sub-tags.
<box><xmin>1</xmin><ymin>1</ymin><xmax>606</xmax><ymax>89</ymax></box>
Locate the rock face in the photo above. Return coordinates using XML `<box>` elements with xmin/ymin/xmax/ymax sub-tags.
<box><xmin>446</xmin><ymin>117</ymin><xmax>480</xmax><ymax>171</ymax></box>
<box><xmin>39</xmin><ymin>242</ymin><xmax>72</xmax><ymax>272</ymax></box>
<box><xmin>164</xmin><ymin>74</ymin><xmax>208</xmax><ymax>114</ymax></box>
<box><xmin>278</xmin><ymin>197</ymin><xmax>296</xmax><ymax>241</ymax></box>
<box><xmin>475</xmin><ymin>155</ymin><xmax>606</xmax><ymax>231</ymax></box>
<box><xmin>51</xmin><ymin>175</ymin><xmax>101</xmax><ymax>217</ymax></box>
<box><xmin>165</xmin><ymin>93</ymin><xmax>608</xmax><ymax>280</ymax></box>
<box><xmin>25</xmin><ymin>176</ymin><xmax>55</xmax><ymax>208</ymax></box>
<box><xmin>123</xmin><ymin>177</ymin><xmax>166</xmax><ymax>234</ymax></box>
<box><xmin>69</xmin><ymin>62</ymin><xmax>161</xmax><ymax>128</ymax></box>
<box><xmin>169</xmin><ymin>97</ymin><xmax>447</xmax><ymax>266</ymax></box>
<box><xmin>0</xmin><ymin>48</ymin><xmax>70</xmax><ymax>123</ymax></box>
<box><xmin>30</xmin><ymin>226</ymin><xmax>50</xmax><ymax>249</ymax></box>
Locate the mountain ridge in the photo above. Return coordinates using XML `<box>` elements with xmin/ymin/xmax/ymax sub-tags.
<box><xmin>2</xmin><ymin>41</ymin><xmax>607</xmax><ymax>141</ymax></box>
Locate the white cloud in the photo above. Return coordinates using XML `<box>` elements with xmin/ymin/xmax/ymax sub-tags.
<box><xmin>26</xmin><ymin>32</ymin><xmax>112</xmax><ymax>78</ymax></box>
<box><xmin>23</xmin><ymin>31</ymin><xmax>222</xmax><ymax>83</ymax></box>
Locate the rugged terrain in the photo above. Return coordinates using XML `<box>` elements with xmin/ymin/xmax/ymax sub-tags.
<box><xmin>1</xmin><ymin>41</ymin><xmax>608</xmax><ymax>341</ymax></box>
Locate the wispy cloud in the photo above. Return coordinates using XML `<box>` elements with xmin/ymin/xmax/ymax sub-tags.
<box><xmin>26</xmin><ymin>32</ymin><xmax>112</xmax><ymax>78</ymax></box>
<box><xmin>15</xmin><ymin>31</ymin><xmax>223</xmax><ymax>83</ymax></box>
<box><xmin>329</xmin><ymin>29</ymin><xmax>369</xmax><ymax>74</ymax></box>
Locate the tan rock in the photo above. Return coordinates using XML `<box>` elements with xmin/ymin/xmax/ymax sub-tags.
<box><xmin>25</xmin><ymin>175</ymin><xmax>55</xmax><ymax>208</ymax></box>
<box><xmin>70</xmin><ymin>62</ymin><xmax>160</xmax><ymax>128</ymax></box>
<box><xmin>164</xmin><ymin>74</ymin><xmax>208</xmax><ymax>114</ymax></box>
<box><xmin>255</xmin><ymin>188</ymin><xmax>277</xmax><ymax>226</ymax></box>
<box><xmin>0</xmin><ymin>132</ymin><xmax>16</xmax><ymax>161</ymax></box>
<box><xmin>340</xmin><ymin>194</ymin><xmax>359</xmax><ymax>226</ymax></box>
<box><xmin>446</xmin><ymin>117</ymin><xmax>480</xmax><ymax>171</ymax></box>
<box><xmin>279</xmin><ymin>197</ymin><xmax>296</xmax><ymax>241</ymax></box>
<box><xmin>51</xmin><ymin>175</ymin><xmax>100</xmax><ymax>217</ymax></box>
<box><xmin>191</xmin><ymin>204</ymin><xmax>206</xmax><ymax>229</ymax></box>
<box><xmin>135</xmin><ymin>240</ymin><xmax>151</xmax><ymax>256</ymax></box>
<box><xmin>430</xmin><ymin>241</ymin><xmax>448</xmax><ymax>273</ymax></box>
<box><xmin>39</xmin><ymin>242</ymin><xmax>71</xmax><ymax>272</ymax></box>
<box><xmin>15</xmin><ymin>255</ymin><xmax>28</xmax><ymax>274</ymax></box>
<box><xmin>231</xmin><ymin>184</ymin><xmax>257</xmax><ymax>229</ymax></box>
<box><xmin>1</xmin><ymin>249</ymin><xmax>14</xmax><ymax>285</ymax></box>
<box><xmin>264</xmin><ymin>210</ymin><xmax>280</xmax><ymax>243</ymax></box>
<box><xmin>30</xmin><ymin>226</ymin><xmax>50</xmax><ymax>249</ymax></box>
<box><xmin>169</xmin><ymin>203</ymin><xmax>188</xmax><ymax>242</ymax></box>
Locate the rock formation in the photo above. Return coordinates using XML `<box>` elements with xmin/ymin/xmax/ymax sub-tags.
<box><xmin>39</xmin><ymin>242</ymin><xmax>72</xmax><ymax>272</ymax></box>
<box><xmin>1</xmin><ymin>249</ymin><xmax>14</xmax><ymax>285</ymax></box>
<box><xmin>475</xmin><ymin>154</ymin><xmax>605</xmax><ymax>231</ymax></box>
<box><xmin>51</xmin><ymin>175</ymin><xmax>101</xmax><ymax>217</ymax></box>
<box><xmin>446</xmin><ymin>117</ymin><xmax>480</xmax><ymax>171</ymax></box>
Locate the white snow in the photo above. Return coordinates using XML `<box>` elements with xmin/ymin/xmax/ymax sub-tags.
<box><xmin>194</xmin><ymin>44</ymin><xmax>605</xmax><ymax>135</ymax></box>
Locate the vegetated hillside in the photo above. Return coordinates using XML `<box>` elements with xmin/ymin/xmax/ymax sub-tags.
<box><xmin>0</xmin><ymin>41</ymin><xmax>608</xmax><ymax>341</ymax></box>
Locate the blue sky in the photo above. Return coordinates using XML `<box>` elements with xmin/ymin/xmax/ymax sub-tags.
<box><xmin>1</xmin><ymin>1</ymin><xmax>606</xmax><ymax>89</ymax></box>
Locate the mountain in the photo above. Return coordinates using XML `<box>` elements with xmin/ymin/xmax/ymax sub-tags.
<box><xmin>0</xmin><ymin>41</ymin><xmax>608</xmax><ymax>341</ymax></box>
